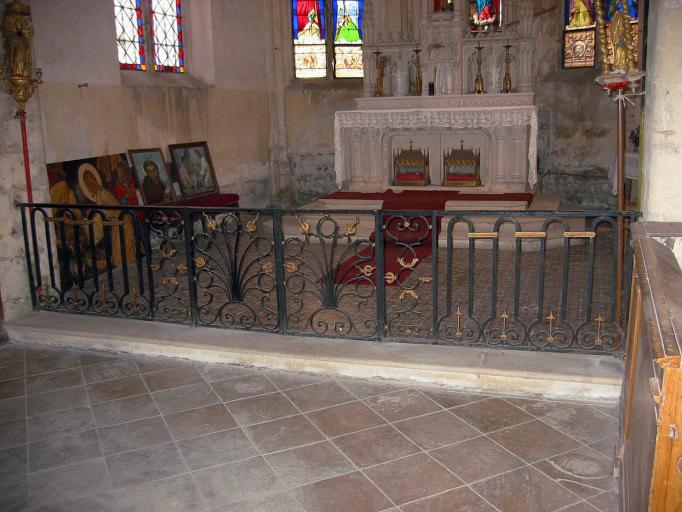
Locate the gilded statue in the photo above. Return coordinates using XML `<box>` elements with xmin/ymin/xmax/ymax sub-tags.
<box><xmin>1</xmin><ymin>1</ymin><xmax>41</xmax><ymax>109</ymax></box>
<box><xmin>609</xmin><ymin>10</ymin><xmax>628</xmax><ymax>73</ymax></box>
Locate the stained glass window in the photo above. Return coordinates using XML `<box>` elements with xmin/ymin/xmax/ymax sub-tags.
<box><xmin>333</xmin><ymin>0</ymin><xmax>364</xmax><ymax>78</ymax></box>
<box><xmin>293</xmin><ymin>0</ymin><xmax>327</xmax><ymax>78</ymax></box>
<box><xmin>150</xmin><ymin>0</ymin><xmax>185</xmax><ymax>73</ymax></box>
<box><xmin>562</xmin><ymin>0</ymin><xmax>596</xmax><ymax>68</ymax></box>
<box><xmin>115</xmin><ymin>0</ymin><xmax>146</xmax><ymax>70</ymax></box>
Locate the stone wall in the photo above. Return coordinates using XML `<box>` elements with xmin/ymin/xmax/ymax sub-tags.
<box><xmin>0</xmin><ymin>0</ymin><xmax>49</xmax><ymax>321</ymax></box>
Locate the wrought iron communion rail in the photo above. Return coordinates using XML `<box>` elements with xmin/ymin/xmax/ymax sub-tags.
<box><xmin>17</xmin><ymin>202</ymin><xmax>640</xmax><ymax>354</ymax></box>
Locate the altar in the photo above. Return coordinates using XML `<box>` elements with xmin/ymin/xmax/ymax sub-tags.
<box><xmin>334</xmin><ymin>93</ymin><xmax>538</xmax><ymax>193</ymax></box>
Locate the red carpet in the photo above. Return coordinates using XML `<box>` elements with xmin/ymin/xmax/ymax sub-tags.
<box><xmin>328</xmin><ymin>190</ymin><xmax>533</xmax><ymax>286</ymax></box>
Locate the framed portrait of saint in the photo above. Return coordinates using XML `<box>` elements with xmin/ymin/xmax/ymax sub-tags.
<box><xmin>128</xmin><ymin>148</ymin><xmax>177</xmax><ymax>204</ymax></box>
<box><xmin>168</xmin><ymin>142</ymin><xmax>219</xmax><ymax>199</ymax></box>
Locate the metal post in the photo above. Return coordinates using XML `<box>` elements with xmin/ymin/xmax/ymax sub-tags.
<box><xmin>615</xmin><ymin>97</ymin><xmax>626</xmax><ymax>324</ymax></box>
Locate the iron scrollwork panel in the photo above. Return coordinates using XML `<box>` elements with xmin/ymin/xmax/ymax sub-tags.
<box><xmin>384</xmin><ymin>214</ymin><xmax>434</xmax><ymax>341</ymax></box>
<box><xmin>283</xmin><ymin>214</ymin><xmax>377</xmax><ymax>339</ymax></box>
<box><xmin>192</xmin><ymin>212</ymin><xmax>278</xmax><ymax>331</ymax></box>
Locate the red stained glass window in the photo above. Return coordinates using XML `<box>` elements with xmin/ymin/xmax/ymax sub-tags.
<box><xmin>150</xmin><ymin>0</ymin><xmax>185</xmax><ymax>73</ymax></box>
<box><xmin>115</xmin><ymin>0</ymin><xmax>146</xmax><ymax>70</ymax></box>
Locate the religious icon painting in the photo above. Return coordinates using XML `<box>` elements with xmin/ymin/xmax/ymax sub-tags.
<box><xmin>562</xmin><ymin>0</ymin><xmax>596</xmax><ymax>68</ymax></box>
<box><xmin>292</xmin><ymin>0</ymin><xmax>327</xmax><ymax>78</ymax></box>
<box><xmin>46</xmin><ymin>154</ymin><xmax>140</xmax><ymax>284</ymax></box>
<box><xmin>128</xmin><ymin>148</ymin><xmax>176</xmax><ymax>205</ymax></box>
<box><xmin>168</xmin><ymin>142</ymin><xmax>219</xmax><ymax>199</ymax></box>
<box><xmin>469</xmin><ymin>0</ymin><xmax>502</xmax><ymax>33</ymax></box>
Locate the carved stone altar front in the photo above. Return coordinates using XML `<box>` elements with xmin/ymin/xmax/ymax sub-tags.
<box><xmin>335</xmin><ymin>94</ymin><xmax>538</xmax><ymax>192</ymax></box>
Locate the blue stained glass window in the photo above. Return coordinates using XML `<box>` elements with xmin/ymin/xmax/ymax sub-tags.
<box><xmin>293</xmin><ymin>0</ymin><xmax>327</xmax><ymax>78</ymax></box>
<box><xmin>115</xmin><ymin>0</ymin><xmax>146</xmax><ymax>70</ymax></box>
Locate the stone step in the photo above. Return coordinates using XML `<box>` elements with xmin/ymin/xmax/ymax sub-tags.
<box><xmin>6</xmin><ymin>311</ymin><xmax>623</xmax><ymax>402</ymax></box>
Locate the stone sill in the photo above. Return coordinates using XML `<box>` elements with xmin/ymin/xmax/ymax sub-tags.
<box><xmin>120</xmin><ymin>70</ymin><xmax>210</xmax><ymax>89</ymax></box>
<box><xmin>286</xmin><ymin>78</ymin><xmax>364</xmax><ymax>94</ymax></box>
<box><xmin>7</xmin><ymin>311</ymin><xmax>623</xmax><ymax>401</ymax></box>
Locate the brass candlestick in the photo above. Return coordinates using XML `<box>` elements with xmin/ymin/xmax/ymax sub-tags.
<box><xmin>374</xmin><ymin>49</ymin><xmax>384</xmax><ymax>97</ymax></box>
<box><xmin>501</xmin><ymin>40</ymin><xmax>512</xmax><ymax>93</ymax></box>
<box><xmin>413</xmin><ymin>47</ymin><xmax>422</xmax><ymax>96</ymax></box>
<box><xmin>474</xmin><ymin>43</ymin><xmax>485</xmax><ymax>94</ymax></box>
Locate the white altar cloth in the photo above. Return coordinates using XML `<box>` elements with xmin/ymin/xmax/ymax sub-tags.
<box><xmin>334</xmin><ymin>104</ymin><xmax>539</xmax><ymax>189</ymax></box>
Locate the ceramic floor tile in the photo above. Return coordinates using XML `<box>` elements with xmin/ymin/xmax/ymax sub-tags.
<box><xmin>26</xmin><ymin>353</ymin><xmax>80</xmax><ymax>376</ymax></box>
<box><xmin>364</xmin><ymin>453</ymin><xmax>462</xmax><ymax>505</ymax></box>
<box><xmin>81</xmin><ymin>359</ymin><xmax>139</xmax><ymax>383</ymax></box>
<box><xmin>115</xmin><ymin>474</ymin><xmax>208</xmax><ymax>512</ymax></box>
<box><xmin>91</xmin><ymin>393</ymin><xmax>159</xmax><ymax>427</ymax></box>
<box><xmin>87</xmin><ymin>376</ymin><xmax>148</xmax><ymax>404</ymax></box>
<box><xmin>142</xmin><ymin>366</ymin><xmax>204</xmax><ymax>392</ymax></box>
<box><xmin>307</xmin><ymin>400</ymin><xmax>385</xmax><ymax>438</ymax></box>
<box><xmin>32</xmin><ymin>492</ymin><xmax>119</xmax><ymax>512</ymax></box>
<box><xmin>194</xmin><ymin>456</ymin><xmax>280</xmax><ymax>508</ymax></box>
<box><xmin>135</xmin><ymin>358</ymin><xmax>187</xmax><ymax>374</ymax></box>
<box><xmin>227</xmin><ymin>391</ymin><xmax>299</xmax><ymax>426</ymax></box>
<box><xmin>79</xmin><ymin>352</ymin><xmax>122</xmax><ymax>366</ymax></box>
<box><xmin>27</xmin><ymin>387</ymin><xmax>88</xmax><ymax>416</ymax></box>
<box><xmin>0</xmin><ymin>473</ymin><xmax>28</xmax><ymax>512</ymax></box>
<box><xmin>430</xmin><ymin>435</ymin><xmax>525</xmax><ymax>483</ymax></box>
<box><xmin>0</xmin><ymin>378</ymin><xmax>25</xmax><ymax>400</ymax></box>
<box><xmin>393</xmin><ymin>410</ymin><xmax>479</xmax><ymax>450</ymax></box>
<box><xmin>29</xmin><ymin>458</ymin><xmax>112</xmax><ymax>507</ymax></box>
<box><xmin>26</xmin><ymin>368</ymin><xmax>83</xmax><ymax>395</ymax></box>
<box><xmin>245</xmin><ymin>414</ymin><xmax>325</xmax><ymax>454</ymax></box>
<box><xmin>0</xmin><ymin>346</ymin><xmax>25</xmax><ymax>363</ymax></box>
<box><xmin>27</xmin><ymin>407</ymin><xmax>95</xmax><ymax>442</ymax></box>
<box><xmin>452</xmin><ymin>398</ymin><xmax>533</xmax><ymax>433</ymax></box>
<box><xmin>292</xmin><ymin>472</ymin><xmax>392</xmax><ymax>512</ymax></box>
<box><xmin>284</xmin><ymin>382</ymin><xmax>356</xmax><ymax>412</ymax></box>
<box><xmin>0</xmin><ymin>445</ymin><xmax>27</xmax><ymax>478</ymax></box>
<box><xmin>401</xmin><ymin>487</ymin><xmax>497</xmax><ymax>512</ymax></box>
<box><xmin>338</xmin><ymin>379</ymin><xmax>404</xmax><ymax>399</ymax></box>
<box><xmin>0</xmin><ymin>397</ymin><xmax>26</xmax><ymax>423</ymax></box>
<box><xmin>98</xmin><ymin>416</ymin><xmax>172</xmax><ymax>454</ymax></box>
<box><xmin>333</xmin><ymin>424</ymin><xmax>420</xmax><ymax>468</ymax></box>
<box><xmin>0</xmin><ymin>419</ymin><xmax>26</xmax><ymax>449</ymax></box>
<box><xmin>165</xmin><ymin>403</ymin><xmax>237</xmax><ymax>440</ymax></box>
<box><xmin>535</xmin><ymin>448</ymin><xmax>615</xmax><ymax>500</ymax></box>
<box><xmin>29</xmin><ymin>429</ymin><xmax>102</xmax><ymax>471</ymax></box>
<box><xmin>212</xmin><ymin>374</ymin><xmax>278</xmax><ymax>402</ymax></box>
<box><xmin>489</xmin><ymin>419</ymin><xmax>581</xmax><ymax>463</ymax></box>
<box><xmin>199</xmin><ymin>364</ymin><xmax>255</xmax><ymax>382</ymax></box>
<box><xmin>106</xmin><ymin>442</ymin><xmax>188</xmax><ymax>489</ymax></box>
<box><xmin>473</xmin><ymin>466</ymin><xmax>580</xmax><ymax>512</ymax></box>
<box><xmin>505</xmin><ymin>398</ymin><xmax>578</xmax><ymax>418</ymax></box>
<box><xmin>587</xmin><ymin>491</ymin><xmax>619</xmax><ymax>512</ymax></box>
<box><xmin>265</xmin><ymin>372</ymin><xmax>329</xmax><ymax>391</ymax></box>
<box><xmin>218</xmin><ymin>492</ymin><xmax>305</xmax><ymax>512</ymax></box>
<box><xmin>177</xmin><ymin>428</ymin><xmax>257</xmax><ymax>470</ymax></box>
<box><xmin>422</xmin><ymin>390</ymin><xmax>490</xmax><ymax>409</ymax></box>
<box><xmin>364</xmin><ymin>390</ymin><xmax>441</xmax><ymax>422</ymax></box>
<box><xmin>543</xmin><ymin>405</ymin><xmax>619</xmax><ymax>445</ymax></box>
<box><xmin>265</xmin><ymin>441</ymin><xmax>354</xmax><ymax>488</ymax></box>
<box><xmin>0</xmin><ymin>361</ymin><xmax>24</xmax><ymax>381</ymax></box>
<box><xmin>153</xmin><ymin>381</ymin><xmax>220</xmax><ymax>415</ymax></box>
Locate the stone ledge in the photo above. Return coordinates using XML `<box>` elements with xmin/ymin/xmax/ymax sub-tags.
<box><xmin>6</xmin><ymin>312</ymin><xmax>623</xmax><ymax>401</ymax></box>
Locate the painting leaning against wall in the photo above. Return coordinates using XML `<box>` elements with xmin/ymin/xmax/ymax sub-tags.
<box><xmin>46</xmin><ymin>154</ymin><xmax>140</xmax><ymax>288</ymax></box>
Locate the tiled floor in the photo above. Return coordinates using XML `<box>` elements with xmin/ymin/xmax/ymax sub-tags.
<box><xmin>0</xmin><ymin>343</ymin><xmax>620</xmax><ymax>512</ymax></box>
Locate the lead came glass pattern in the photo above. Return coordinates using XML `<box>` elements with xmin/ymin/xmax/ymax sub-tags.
<box><xmin>562</xmin><ymin>0</ymin><xmax>596</xmax><ymax>68</ymax></box>
<box><xmin>293</xmin><ymin>0</ymin><xmax>327</xmax><ymax>78</ymax></box>
<box><xmin>150</xmin><ymin>0</ymin><xmax>185</xmax><ymax>73</ymax></box>
<box><xmin>115</xmin><ymin>0</ymin><xmax>146</xmax><ymax>70</ymax></box>
<box><xmin>333</xmin><ymin>0</ymin><xmax>364</xmax><ymax>78</ymax></box>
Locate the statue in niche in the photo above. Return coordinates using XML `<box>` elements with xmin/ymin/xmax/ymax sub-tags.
<box><xmin>606</xmin><ymin>0</ymin><xmax>637</xmax><ymax>20</ymax></box>
<box><xmin>567</xmin><ymin>0</ymin><xmax>594</xmax><ymax>29</ymax></box>
<box><xmin>609</xmin><ymin>10</ymin><xmax>628</xmax><ymax>73</ymax></box>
